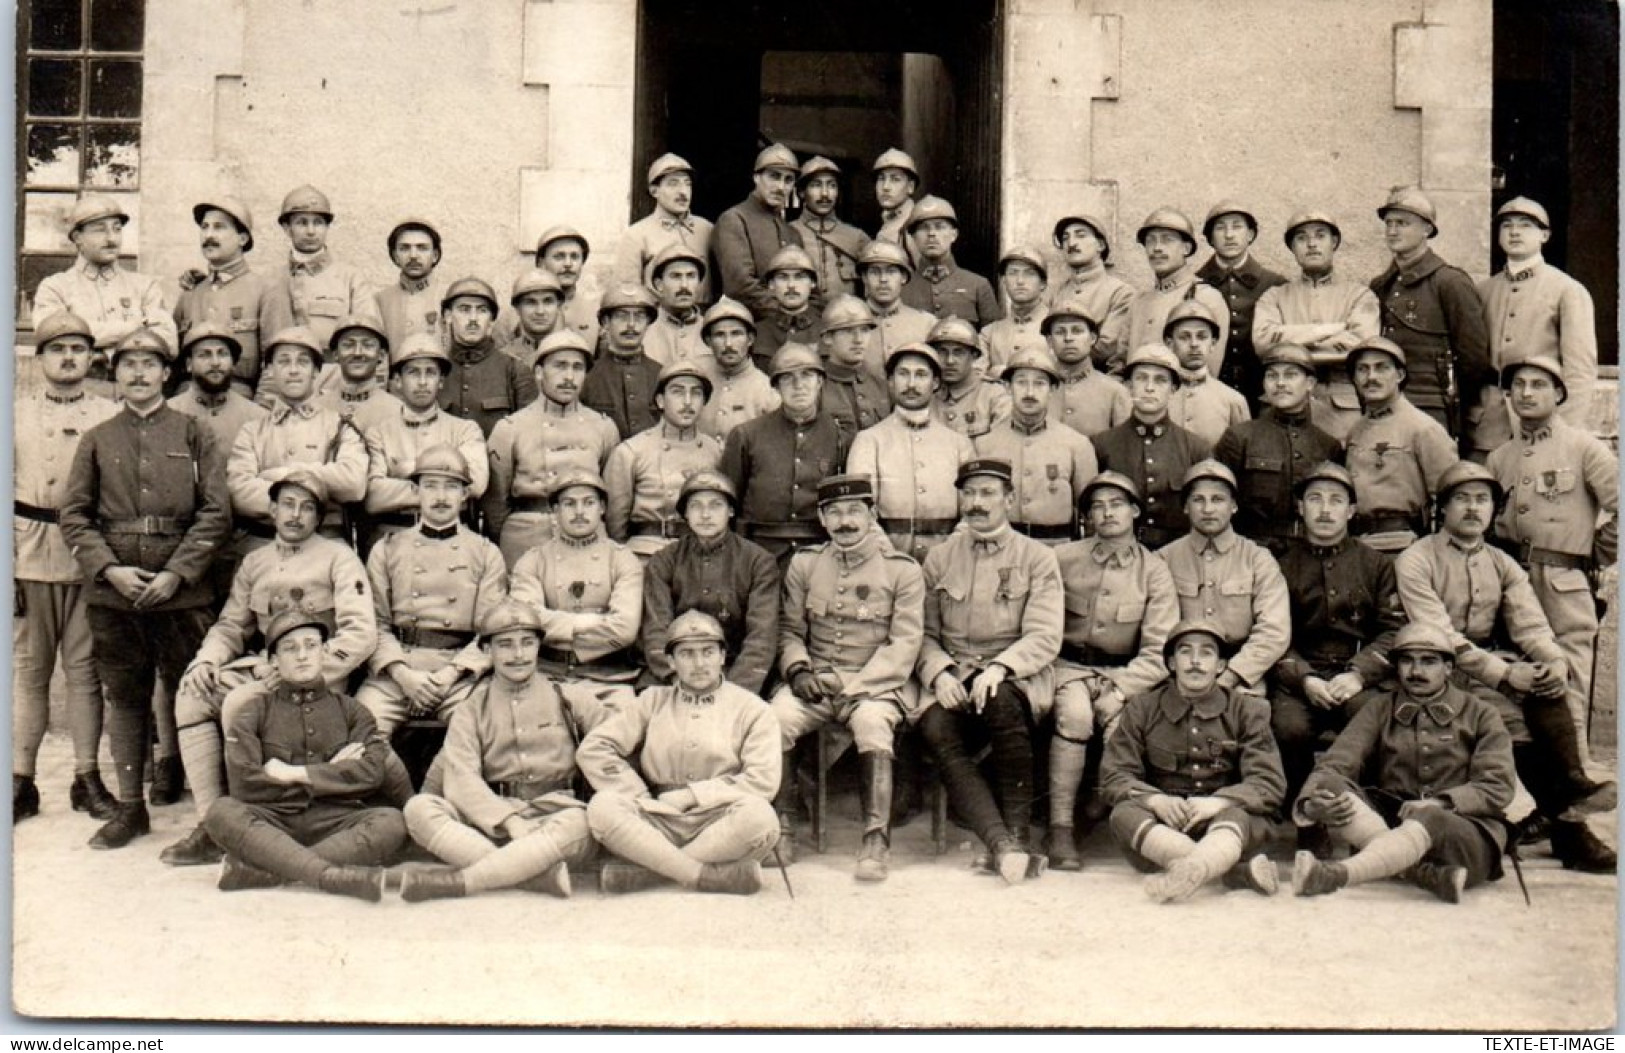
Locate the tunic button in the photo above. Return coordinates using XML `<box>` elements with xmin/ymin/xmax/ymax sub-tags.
<box><xmin>1518</xmin><ymin>505</ymin><xmax>1530</xmax><ymax>514</ymax></box>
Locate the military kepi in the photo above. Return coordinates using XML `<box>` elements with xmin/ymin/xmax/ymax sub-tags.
<box><xmin>956</xmin><ymin>458</ymin><xmax>1013</xmax><ymax>488</ymax></box>
<box><xmin>817</xmin><ymin>473</ymin><xmax>874</xmax><ymax>507</ymax></box>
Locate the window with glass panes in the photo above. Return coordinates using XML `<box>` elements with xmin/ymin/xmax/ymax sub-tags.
<box><xmin>16</xmin><ymin>0</ymin><xmax>145</xmax><ymax>328</ymax></box>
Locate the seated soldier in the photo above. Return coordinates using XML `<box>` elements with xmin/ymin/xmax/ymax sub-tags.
<box><xmin>165</xmin><ymin>470</ymin><xmax>375</xmax><ymax>867</ymax></box>
<box><xmin>399</xmin><ymin>600</ymin><xmax>613</xmax><ymax>902</ymax></box>
<box><xmin>1292</xmin><ymin>623</ymin><xmax>1515</xmax><ymax>903</ymax></box>
<box><xmin>769</xmin><ymin>474</ymin><xmax>926</xmax><ymax>880</ymax></box>
<box><xmin>1101</xmin><ymin>621</ymin><xmax>1286</xmax><ymax>903</ymax></box>
<box><xmin>203</xmin><ymin>606</ymin><xmax>407</xmax><ymax>901</ymax></box>
<box><xmin>605</xmin><ymin>361</ymin><xmax>723</xmax><ymax>558</ymax></box>
<box><xmin>578</xmin><ymin>611</ymin><xmax>782</xmax><ymax>895</ymax></box>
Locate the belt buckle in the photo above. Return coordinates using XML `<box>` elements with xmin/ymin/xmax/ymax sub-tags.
<box><xmin>140</xmin><ymin>515</ymin><xmax>161</xmax><ymax>534</ymax></box>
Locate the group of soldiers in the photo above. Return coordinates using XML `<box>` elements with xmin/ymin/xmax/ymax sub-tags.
<box><xmin>15</xmin><ymin>139</ymin><xmax>1617</xmax><ymax>904</ymax></box>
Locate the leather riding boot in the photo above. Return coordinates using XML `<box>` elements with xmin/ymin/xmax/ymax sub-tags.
<box><xmin>1523</xmin><ymin>694</ymin><xmax>1616</xmax><ymax>815</ymax></box>
<box><xmin>855</xmin><ymin>752</ymin><xmax>893</xmax><ymax>882</ymax></box>
<box><xmin>772</xmin><ymin>749</ymin><xmax>798</xmax><ymax>863</ymax></box>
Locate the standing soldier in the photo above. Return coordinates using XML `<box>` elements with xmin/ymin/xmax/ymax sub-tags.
<box><xmin>769</xmin><ymin>474</ymin><xmax>926</xmax><ymax>880</ymax></box>
<box><xmin>713</xmin><ymin>143</ymin><xmax>804</xmax><ymax>317</ymax></box>
<box><xmin>173</xmin><ymin>196</ymin><xmax>269</xmax><ymax>398</ymax></box>
<box><xmin>901</xmin><ymin>196</ymin><xmax>1002</xmax><ymax>327</ymax></box>
<box><xmin>930</xmin><ymin>316</ymin><xmax>1011</xmax><ymax>441</ymax></box>
<box><xmin>32</xmin><ymin>195</ymin><xmax>176</xmax><ymax>370</ymax></box>
<box><xmin>1092</xmin><ymin>345</ymin><xmax>1211</xmax><ymax>549</ymax></box>
<box><xmin>535</xmin><ymin>225</ymin><xmax>601</xmax><ymax>353</ymax></box>
<box><xmin>58</xmin><ymin>327</ymin><xmax>232</xmax><ymax>849</ymax></box>
<box><xmin>854</xmin><ymin>241</ymin><xmax>936</xmax><ymax>385</ymax></box>
<box><xmin>615</xmin><ymin>153</ymin><xmax>715</xmax><ymax>301</ymax></box>
<box><xmin>1044</xmin><ymin>300</ymin><xmax>1132</xmax><ymax>438</ymax></box>
<box><xmin>355</xmin><ymin>447</ymin><xmax>506</xmax><ymax>739</ymax></box>
<box><xmin>641</xmin><ymin>245</ymin><xmax>713</xmax><ymax>371</ymax></box>
<box><xmin>1049</xmin><ymin>213</ymin><xmax>1134</xmax><ymax>369</ymax></box>
<box><xmin>1342</xmin><ymin>336</ymin><xmax>1457</xmax><ymax>554</ymax></box>
<box><xmin>1195</xmin><ymin>201</ymin><xmax>1287</xmax><ymax>409</ymax></box>
<box><xmin>1163</xmin><ymin>301</ymin><xmax>1249</xmax><ymax>446</ymax></box>
<box><xmin>848</xmin><ymin>343</ymin><xmax>974</xmax><ymax>562</ymax></box>
<box><xmin>1045</xmin><ymin>472</ymin><xmax>1179</xmax><ymax>870</ymax></box>
<box><xmin>13</xmin><ymin>313</ymin><xmax>121</xmax><ymax>823</ymax></box>
<box><xmin>1213</xmin><ymin>343</ymin><xmax>1342</xmax><ymax>554</ymax></box>
<box><xmin>1123</xmin><ymin>208</ymin><xmax>1230</xmax><ymax>375</ymax></box>
<box><xmin>915</xmin><ymin>459</ymin><xmax>1065</xmax><ymax>883</ymax></box>
<box><xmin>584</xmin><ymin>283</ymin><xmax>664</xmax><ymax>440</ymax></box>
<box><xmin>1473</xmin><ymin>196</ymin><xmax>1599</xmax><ymax>453</ymax></box>
<box><xmin>695</xmin><ymin>297</ymin><xmax>779</xmax><ymax>443</ymax></box>
<box><xmin>640</xmin><ymin>471</ymin><xmax>780</xmax><ymax>695</ymax></box>
<box><xmin>871</xmin><ymin>148</ymin><xmax>922</xmax><ymax>256</ymax></box>
<box><xmin>605</xmin><ymin>361</ymin><xmax>723</xmax><ymax>557</ymax></box>
<box><xmin>499</xmin><ymin>269</ymin><xmax>566</xmax><ymax>372</ymax></box>
<box><xmin>313</xmin><ymin>315</ymin><xmax>404</xmax><ymax>436</ymax></box>
<box><xmin>792</xmin><ymin>156</ymin><xmax>868</xmax><ymax>300</ymax></box>
<box><xmin>975</xmin><ymin>347</ymin><xmax>1098</xmax><ymax>543</ymax></box>
<box><xmin>260</xmin><ymin>185</ymin><xmax>378</xmax><ymax>349</ymax></box>
<box><xmin>818</xmin><ymin>296</ymin><xmax>892</xmax><ymax>434</ymax></box>
<box><xmin>721</xmin><ymin>344</ymin><xmax>851</xmax><ymax>567</ymax></box>
<box><xmin>483</xmin><ymin>332</ymin><xmax>619</xmax><ymax>567</ymax></box>
<box><xmin>981</xmin><ymin>246</ymin><xmax>1051</xmax><ymax>376</ymax></box>
<box><xmin>1369</xmin><ymin>186</ymin><xmax>1491</xmax><ymax>444</ymax></box>
<box><xmin>1486</xmin><ymin>358</ymin><xmax>1618</xmax><ymax>760</ymax></box>
<box><xmin>375</xmin><ymin>219</ymin><xmax>446</xmax><ymax>354</ymax></box>
<box><xmin>440</xmin><ymin>277</ymin><xmax>537</xmax><ymax>439</ymax></box>
<box><xmin>1252</xmin><ymin>210</ymin><xmax>1381</xmax><ymax>440</ymax></box>
<box><xmin>579</xmin><ymin>611</ymin><xmax>781</xmax><ymax>896</ymax></box>
<box><xmin>750</xmin><ymin>246</ymin><xmax>823</xmax><ymax>371</ymax></box>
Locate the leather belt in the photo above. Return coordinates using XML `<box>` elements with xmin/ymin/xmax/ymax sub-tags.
<box><xmin>235</xmin><ymin>515</ymin><xmax>276</xmax><ymax>539</ymax></box>
<box><xmin>879</xmin><ymin>517</ymin><xmax>957</xmax><ymax>535</ymax></box>
<box><xmin>508</xmin><ymin>496</ymin><xmax>551</xmax><ymax>515</ymax></box>
<box><xmin>1059</xmin><ymin>642</ymin><xmax>1131</xmax><ymax>667</ymax></box>
<box><xmin>14</xmin><ymin>501</ymin><xmax>59</xmax><ymax>524</ymax></box>
<box><xmin>742</xmin><ymin>520</ymin><xmax>824</xmax><ymax>541</ymax></box>
<box><xmin>537</xmin><ymin>644</ymin><xmax>639</xmax><ymax>673</ymax></box>
<box><xmin>488</xmin><ymin>777</ymin><xmax>571</xmax><ymax>799</ymax></box>
<box><xmin>101</xmin><ymin>515</ymin><xmax>193</xmax><ymax>536</ymax></box>
<box><xmin>399</xmin><ymin>627</ymin><xmax>476</xmax><ymax>649</ymax></box>
<box><xmin>1354</xmin><ymin>510</ymin><xmax>1420</xmax><ymax>536</ymax></box>
<box><xmin>1013</xmin><ymin>521</ymin><xmax>1074</xmax><ymax>540</ymax></box>
<box><xmin>1515</xmin><ymin>542</ymin><xmax>1592</xmax><ymax>572</ymax></box>
<box><xmin>629</xmin><ymin>519</ymin><xmax>684</xmax><ymax>540</ymax></box>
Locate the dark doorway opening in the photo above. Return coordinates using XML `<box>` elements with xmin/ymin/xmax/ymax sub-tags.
<box><xmin>1493</xmin><ymin>0</ymin><xmax>1618</xmax><ymax>365</ymax></box>
<box><xmin>633</xmin><ymin>0</ymin><xmax>1003</xmax><ymax>273</ymax></box>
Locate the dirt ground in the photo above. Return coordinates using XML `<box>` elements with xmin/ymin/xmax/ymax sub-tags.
<box><xmin>8</xmin><ymin>725</ymin><xmax>1618</xmax><ymax>1032</ymax></box>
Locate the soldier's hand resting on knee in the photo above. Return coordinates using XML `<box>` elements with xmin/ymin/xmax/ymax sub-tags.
<box><xmin>1300</xmin><ymin>789</ymin><xmax>1357</xmax><ymax>827</ymax></box>
<box><xmin>1146</xmin><ymin>793</ymin><xmax>1193</xmax><ymax>829</ymax></box>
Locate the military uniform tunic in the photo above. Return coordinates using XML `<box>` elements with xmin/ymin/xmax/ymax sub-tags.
<box><xmin>375</xmin><ymin>276</ymin><xmax>444</xmax><ymax>355</ymax></box>
<box><xmin>696</xmin><ymin>363</ymin><xmax>779</xmax><ymax>444</ymax></box>
<box><xmin>169</xmin><ymin>388</ymin><xmax>268</xmax><ymax>461</ymax></box>
<box><xmin>33</xmin><ymin>259</ymin><xmax>176</xmax><ymax>353</ymax></box>
<box><xmin>1049</xmin><ymin>364</ymin><xmax>1132</xmax><ymax>438</ymax></box>
<box><xmin>792</xmin><ymin>215</ymin><xmax>868</xmax><ymax>299</ymax></box>
<box><xmin>847</xmin><ymin>410</ymin><xmax>974</xmax><ymax>560</ymax></box>
<box><xmin>1474</xmin><ymin>260</ymin><xmax>1599</xmax><ymax>449</ymax></box>
<box><xmin>615</xmin><ymin>210</ymin><xmax>716</xmax><ymax>300</ymax></box>
<box><xmin>482</xmin><ymin>398</ymin><xmax>619</xmax><ymax>564</ymax></box>
<box><xmin>1101</xmin><ymin>683</ymin><xmax>1285</xmax><ymax>811</ymax></box>
<box><xmin>260</xmin><ymin>250</ymin><xmax>380</xmax><ymax>349</ymax></box>
<box><xmin>509</xmin><ymin>533</ymin><xmax>644</xmax><ymax>679</ymax></box>
<box><xmin>974</xmin><ymin>418</ymin><xmax>1098</xmax><ymax>541</ymax></box>
<box><xmin>1343</xmin><ymin>397</ymin><xmax>1456</xmax><ymax>551</ymax></box>
<box><xmin>642</xmin><ymin>531</ymin><xmax>780</xmax><ymax>693</ymax></box>
<box><xmin>16</xmin><ymin>390</ymin><xmax>121</xmax><ymax>582</ymax></box>
<box><xmin>226</xmin><ymin>399</ymin><xmax>368</xmax><ymax>539</ymax></box>
<box><xmin>1369</xmin><ymin>249</ymin><xmax>1491</xmax><ymax>433</ymax></box>
<box><xmin>643</xmin><ymin>308</ymin><xmax>714</xmax><ymax>372</ymax></box>
<box><xmin>819</xmin><ymin>361</ymin><xmax>890</xmax><ymax>438</ymax></box>
<box><xmin>1167</xmin><ymin>371</ymin><xmax>1250</xmax><ymax>447</ymax></box>
<box><xmin>1047</xmin><ymin>262</ymin><xmax>1135</xmax><ymax>368</ymax></box>
<box><xmin>604</xmin><ymin>423</ymin><xmax>724</xmax><ymax>556</ymax></box>
<box><xmin>1213</xmin><ymin>407</ymin><xmax>1342</xmax><ymax>551</ymax></box>
<box><xmin>980</xmin><ymin>309</ymin><xmax>1045</xmax><ymax>377</ymax></box>
<box><xmin>1252</xmin><ymin>270</ymin><xmax>1381</xmax><ymax>439</ymax></box>
<box><xmin>713</xmin><ymin>195</ymin><xmax>804</xmax><ymax>317</ymax></box>
<box><xmin>1195</xmin><ymin>254</ymin><xmax>1287</xmax><ymax>400</ymax></box>
<box><xmin>934</xmin><ymin>377</ymin><xmax>1012</xmax><ymax>441</ymax></box>
<box><xmin>363</xmin><ymin>406</ymin><xmax>491</xmax><ymax>520</ymax></box>
<box><xmin>314</xmin><ymin>379</ymin><xmax>406</xmax><ymax>438</ymax></box>
<box><xmin>1123</xmin><ymin>267</ymin><xmax>1230</xmax><ymax>377</ymax></box>
<box><xmin>1273</xmin><ymin>536</ymin><xmax>1403</xmax><ymax>688</ymax></box>
<box><xmin>1157</xmin><ymin>527</ymin><xmax>1291</xmax><ymax>689</ymax></box>
<box><xmin>441</xmin><ymin>338</ymin><xmax>539</xmax><ymax>440</ymax></box>
<box><xmin>583</xmin><ymin>349</ymin><xmax>662</xmax><ymax>441</ymax></box>
<box><xmin>1093</xmin><ymin>417</ymin><xmax>1212</xmax><ymax>548</ymax></box>
<box><xmin>172</xmin><ymin>257</ymin><xmax>273</xmax><ymax>393</ymax></box>
<box><xmin>900</xmin><ymin>257</ymin><xmax>1002</xmax><ymax>327</ymax></box>
<box><xmin>720</xmin><ymin>409</ymin><xmax>850</xmax><ymax>556</ymax></box>
<box><xmin>858</xmin><ymin>303</ymin><xmax>937</xmax><ymax>386</ymax></box>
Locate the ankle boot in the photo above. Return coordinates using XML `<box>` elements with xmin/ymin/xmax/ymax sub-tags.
<box><xmin>13</xmin><ymin>776</ymin><xmax>39</xmax><ymax>824</ymax></box>
<box><xmin>599</xmin><ymin>861</ymin><xmax>671</xmax><ymax>895</ymax></box>
<box><xmin>516</xmin><ymin>862</ymin><xmax>572</xmax><ymax>898</ymax></box>
<box><xmin>1550</xmin><ymin>819</ymin><xmax>1617</xmax><ymax>873</ymax></box>
<box><xmin>695</xmin><ymin>859</ymin><xmax>763</xmax><ymax>895</ymax></box>
<box><xmin>218</xmin><ymin>855</ymin><xmax>284</xmax><ymax>892</ymax></box>
<box><xmin>1408</xmin><ymin>861</ymin><xmax>1467</xmax><ymax>903</ymax></box>
<box><xmin>401</xmin><ymin>867</ymin><xmax>467</xmax><ymax>903</ymax></box>
<box><xmin>88</xmin><ymin>800</ymin><xmax>149</xmax><ymax>850</ymax></box>
<box><xmin>70</xmin><ymin>770</ymin><xmax>118</xmax><ymax>821</ymax></box>
<box><xmin>318</xmin><ymin>866</ymin><xmax>386</xmax><ymax>902</ymax></box>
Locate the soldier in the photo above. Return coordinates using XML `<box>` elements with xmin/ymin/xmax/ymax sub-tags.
<box><xmin>260</xmin><ymin>185</ymin><xmax>378</xmax><ymax>349</ymax></box>
<box><xmin>362</xmin><ymin>333</ymin><xmax>489</xmax><ymax>545</ymax></box>
<box><xmin>769</xmin><ymin>474</ymin><xmax>926</xmax><ymax>880</ymax></box>
<box><xmin>1123</xmin><ymin>208</ymin><xmax>1231</xmax><ymax>375</ymax></box>
<box><xmin>712</xmin><ymin>143</ymin><xmax>804</xmax><ymax>317</ymax></box>
<box><xmin>1252</xmin><ymin>210</ymin><xmax>1381</xmax><ymax>440</ymax></box>
<box><xmin>375</xmin><ymin>219</ymin><xmax>445</xmax><ymax>354</ymax></box>
<box><xmin>584</xmin><ymin>283</ymin><xmax>664</xmax><ymax>440</ymax></box>
<box><xmin>355</xmin><ymin>447</ymin><xmax>506</xmax><ymax>738</ymax></box>
<box><xmin>440</xmin><ymin>277</ymin><xmax>538</xmax><ymax>439</ymax></box>
<box><xmin>930</xmin><ymin>316</ymin><xmax>1011</xmax><ymax>441</ymax></box>
<box><xmin>642</xmin><ymin>245</ymin><xmax>713</xmax><ymax>371</ymax></box>
<box><xmin>202</xmin><ymin>606</ymin><xmax>405</xmax><ymax>901</ymax></box>
<box><xmin>615</xmin><ymin>153</ymin><xmax>715</xmax><ymax>301</ymax></box>
<box><xmin>817</xmin><ymin>296</ymin><xmax>892</xmax><ymax>434</ymax></box>
<box><xmin>854</xmin><ymin>241</ymin><xmax>936</xmax><ymax>385</ymax></box>
<box><xmin>1394</xmin><ymin>460</ymin><xmax>1616</xmax><ymax>871</ymax></box>
<box><xmin>498</xmin><ymin>269</ymin><xmax>566</xmax><ymax>372</ymax></box>
<box><xmin>871</xmin><ymin>148</ymin><xmax>922</xmax><ymax>256</ymax></box>
<box><xmin>399</xmin><ymin>600</ymin><xmax>609</xmax><ymax>902</ymax></box>
<box><xmin>226</xmin><ymin>327</ymin><xmax>368</xmax><ymax>552</ymax></box>
<box><xmin>58</xmin><ymin>327</ymin><xmax>232</xmax><ymax>849</ymax></box>
<box><xmin>1473</xmin><ymin>196</ymin><xmax>1599</xmax><ymax>453</ymax></box>
<box><xmin>483</xmin><ymin>332</ymin><xmax>619</xmax><ymax>567</ymax></box>
<box><xmin>720</xmin><ymin>344</ymin><xmax>851</xmax><ymax>566</ymax></box>
<box><xmin>1045</xmin><ymin>472</ymin><xmax>1180</xmax><ymax>870</ymax></box>
<box><xmin>847</xmin><ymin>343</ymin><xmax>975</xmax><ymax>561</ymax></box>
<box><xmin>1163</xmin><ymin>300</ymin><xmax>1249</xmax><ymax>446</ymax></box>
<box><xmin>980</xmin><ymin>245</ymin><xmax>1050</xmax><ymax>376</ymax></box>
<box><xmin>1195</xmin><ymin>200</ymin><xmax>1287</xmax><ymax>408</ymax></box>
<box><xmin>1093</xmin><ymin>345</ymin><xmax>1212</xmax><ymax>548</ymax></box>
<box><xmin>173</xmin><ymin>195</ymin><xmax>269</xmax><ymax>397</ymax></box>
<box><xmin>165</xmin><ymin>470</ymin><xmax>374</xmax><ymax>867</ymax></box>
<box><xmin>13</xmin><ymin>312</ymin><xmax>121</xmax><ymax>823</ymax></box>
<box><xmin>640</xmin><ymin>471</ymin><xmax>779</xmax><ymax>695</ymax></box>
<box><xmin>1291</xmin><ymin>623</ymin><xmax>1515</xmax><ymax>904</ymax></box>
<box><xmin>1102</xmin><ymin>621</ymin><xmax>1286</xmax><ymax>902</ymax></box>
<box><xmin>1158</xmin><ymin>460</ymin><xmax>1291</xmax><ymax>701</ymax></box>
<box><xmin>900</xmin><ymin>196</ymin><xmax>1001</xmax><ymax>327</ymax></box>
<box><xmin>605</xmin><ymin>361</ymin><xmax>724</xmax><ymax>557</ymax></box>
<box><xmin>1486</xmin><ymin>357</ymin><xmax>1618</xmax><ymax>759</ymax></box>
<box><xmin>1049</xmin><ymin>213</ymin><xmax>1134</xmax><ymax>369</ymax></box>
<box><xmin>1270</xmin><ymin>462</ymin><xmax>1403</xmax><ymax>839</ymax></box>
<box><xmin>579</xmin><ymin>610</ymin><xmax>781</xmax><ymax>896</ymax></box>
<box><xmin>1043</xmin><ymin>299</ymin><xmax>1132</xmax><ymax>438</ymax></box>
<box><xmin>1343</xmin><ymin>336</ymin><xmax>1456</xmax><ymax>554</ymax></box>
<box><xmin>975</xmin><ymin>347</ymin><xmax>1097</xmax><ymax>543</ymax></box>
<box><xmin>695</xmin><ymin>297</ymin><xmax>779</xmax><ymax>443</ymax></box>
<box><xmin>792</xmin><ymin>155</ymin><xmax>868</xmax><ymax>300</ymax></box>
<box><xmin>534</xmin><ymin>225</ymin><xmax>601</xmax><ymax>352</ymax></box>
<box><xmin>750</xmin><ymin>245</ymin><xmax>823</xmax><ymax>371</ymax></box>
<box><xmin>1369</xmin><ymin>186</ymin><xmax>1491</xmax><ymax>443</ymax></box>
<box><xmin>509</xmin><ymin>469</ymin><xmax>644</xmax><ymax>696</ymax></box>
<box><xmin>1213</xmin><ymin>343</ymin><xmax>1342</xmax><ymax>554</ymax></box>
<box><xmin>313</xmin><ymin>315</ymin><xmax>404</xmax><ymax>436</ymax></box>
<box><xmin>915</xmin><ymin>459</ymin><xmax>1065</xmax><ymax>883</ymax></box>
<box><xmin>32</xmin><ymin>194</ymin><xmax>176</xmax><ymax>370</ymax></box>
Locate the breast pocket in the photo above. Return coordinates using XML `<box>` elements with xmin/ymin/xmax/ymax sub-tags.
<box><xmin>305</xmin><ymin>297</ymin><xmax>344</xmax><ymax>320</ymax></box>
<box><xmin>481</xmin><ymin>397</ymin><xmax>513</xmax><ymax>412</ymax></box>
<box><xmin>1534</xmin><ymin>469</ymin><xmax>1578</xmax><ymax>499</ymax></box>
